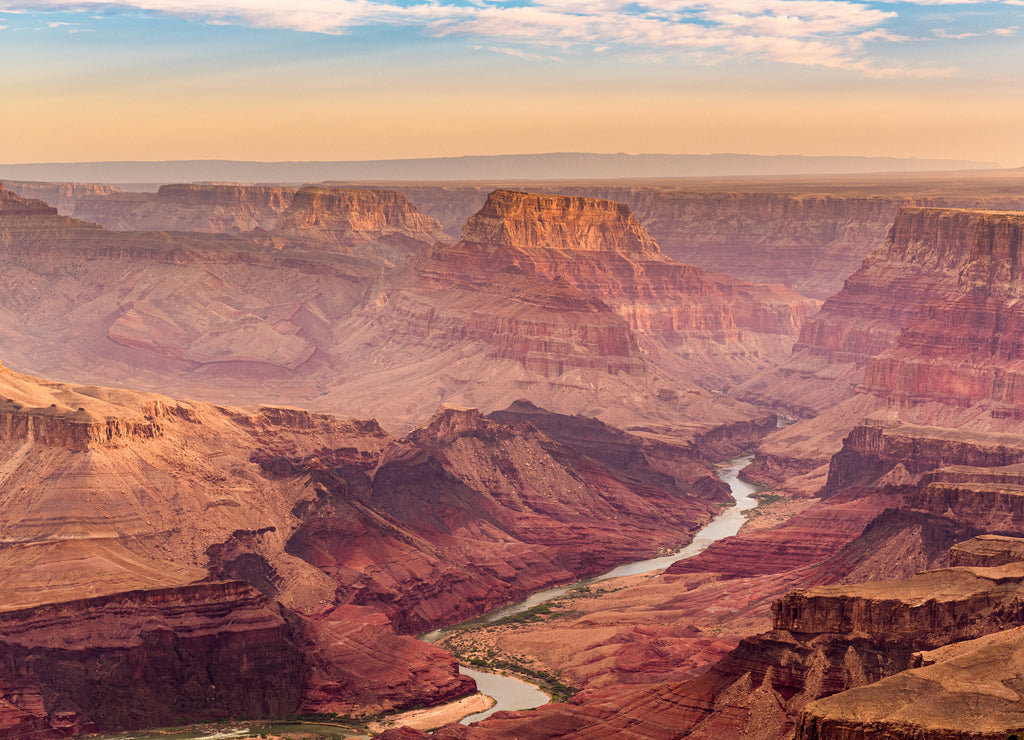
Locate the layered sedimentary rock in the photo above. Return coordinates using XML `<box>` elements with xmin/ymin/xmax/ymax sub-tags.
<box><xmin>2</xmin><ymin>181</ymin><xmax>123</xmax><ymax>215</ymax></box>
<box><xmin>9</xmin><ymin>182</ymin><xmax>296</xmax><ymax>233</ymax></box>
<box><xmin>795</xmin><ymin>626</ymin><xmax>1024</xmax><ymax>740</ymax></box>
<box><xmin>0</xmin><ymin>581</ymin><xmax>303</xmax><ymax>733</ymax></box>
<box><xmin>0</xmin><ymin>184</ymin><xmax>787</xmax><ymax>433</ymax></box>
<box><xmin>742</xmin><ymin>207</ymin><xmax>1024</xmax><ymax>510</ymax></box>
<box><xmin>284</xmin><ymin>404</ymin><xmax>723</xmax><ymax>633</ymax></box>
<box><xmin>949</xmin><ymin>534</ymin><xmax>1024</xmax><ymax>567</ymax></box>
<box><xmin>338</xmin><ymin>189</ymin><xmax>816</xmax><ymax>424</ymax></box>
<box><xmin>861</xmin><ymin>210</ymin><xmax>1024</xmax><ymax>415</ymax></box>
<box><xmin>0</xmin><ymin>361</ymin><xmax>734</xmax><ymax>732</ymax></box>
<box><xmin>269</xmin><ymin>186</ymin><xmax>449</xmax><ymax>259</ymax></box>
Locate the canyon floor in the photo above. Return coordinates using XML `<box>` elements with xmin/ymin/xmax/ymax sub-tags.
<box><xmin>2</xmin><ymin>172</ymin><xmax>1024</xmax><ymax>739</ymax></box>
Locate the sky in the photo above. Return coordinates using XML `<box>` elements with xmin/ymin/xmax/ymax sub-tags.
<box><xmin>1</xmin><ymin>0</ymin><xmax>1022</xmax><ymax>166</ymax></box>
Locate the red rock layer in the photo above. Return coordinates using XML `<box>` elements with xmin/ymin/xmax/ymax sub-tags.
<box><xmin>666</xmin><ymin>491</ymin><xmax>892</xmax><ymax>578</ymax></box>
<box><xmin>0</xmin><ymin>364</ymin><xmax>738</xmax><ymax>730</ymax></box>
<box><xmin>379</xmin><ymin>190</ymin><xmax>816</xmax><ymax>389</ymax></box>
<box><xmin>284</xmin><ymin>406</ymin><xmax>722</xmax><ymax>633</ymax></box>
<box><xmin>22</xmin><ymin>183</ymin><xmax>295</xmax><ymax>233</ymax></box>
<box><xmin>1</xmin><ymin>181</ymin><xmax>123</xmax><ymax>216</ymax></box>
<box><xmin>948</xmin><ymin>534</ymin><xmax>1024</xmax><ymax>567</ymax></box>
<box><xmin>0</xmin><ymin>581</ymin><xmax>302</xmax><ymax>733</ymax></box>
<box><xmin>861</xmin><ymin>209</ymin><xmax>1024</xmax><ymax>415</ymax></box>
<box><xmin>0</xmin><ymin>184</ymin><xmax>770</xmax><ymax>432</ymax></box>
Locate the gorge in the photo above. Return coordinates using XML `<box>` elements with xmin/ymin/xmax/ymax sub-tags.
<box><xmin>2</xmin><ymin>171</ymin><xmax>1024</xmax><ymax>739</ymax></box>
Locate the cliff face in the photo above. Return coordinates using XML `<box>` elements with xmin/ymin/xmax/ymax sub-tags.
<box><xmin>861</xmin><ymin>210</ymin><xmax>1024</xmax><ymax>416</ymax></box>
<box><xmin>29</xmin><ymin>183</ymin><xmax>295</xmax><ymax>233</ymax></box>
<box><xmin>795</xmin><ymin>625</ymin><xmax>1024</xmax><ymax>740</ymax></box>
<box><xmin>270</xmin><ymin>187</ymin><xmax>449</xmax><ymax>259</ymax></box>
<box><xmin>366</xmin><ymin>190</ymin><xmax>816</xmax><ymax>397</ymax></box>
<box><xmin>460</xmin><ymin>189</ymin><xmax>661</xmax><ymax>255</ymax></box>
<box><xmin>0</xmin><ymin>581</ymin><xmax>302</xmax><ymax>733</ymax></box>
<box><xmin>284</xmin><ymin>405</ymin><xmax>722</xmax><ymax>633</ymax></box>
<box><xmin>2</xmin><ymin>181</ymin><xmax>123</xmax><ymax>216</ymax></box>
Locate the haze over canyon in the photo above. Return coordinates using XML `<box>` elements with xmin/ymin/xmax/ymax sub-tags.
<box><xmin>2</xmin><ymin>160</ymin><xmax>1024</xmax><ymax>740</ymax></box>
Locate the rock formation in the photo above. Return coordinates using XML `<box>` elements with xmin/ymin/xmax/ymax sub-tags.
<box><xmin>326</xmin><ymin>189</ymin><xmax>816</xmax><ymax>429</ymax></box>
<box><xmin>0</xmin><ymin>359</ymin><xmax>735</xmax><ymax>734</ymax></box>
<box><xmin>269</xmin><ymin>186</ymin><xmax>449</xmax><ymax>259</ymax></box>
<box><xmin>0</xmin><ymin>183</ymin><xmax>803</xmax><ymax>434</ymax></box>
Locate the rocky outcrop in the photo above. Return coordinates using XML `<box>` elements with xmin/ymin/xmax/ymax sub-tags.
<box><xmin>285</xmin><ymin>405</ymin><xmax>722</xmax><ymax>633</ymax></box>
<box><xmin>823</xmin><ymin>422</ymin><xmax>1024</xmax><ymax>496</ymax></box>
<box><xmin>270</xmin><ymin>187</ymin><xmax>449</xmax><ymax>259</ymax></box>
<box><xmin>2</xmin><ymin>181</ymin><xmax>123</xmax><ymax>216</ymax></box>
<box><xmin>949</xmin><ymin>534</ymin><xmax>1024</xmax><ymax>567</ymax></box>
<box><xmin>860</xmin><ymin>210</ymin><xmax>1024</xmax><ymax>414</ymax></box>
<box><xmin>389</xmin><ymin>181</ymin><xmax>1024</xmax><ymax>300</ymax></box>
<box><xmin>0</xmin><ymin>581</ymin><xmax>302</xmax><ymax>733</ymax></box>
<box><xmin>487</xmin><ymin>399</ymin><xmax>730</xmax><ymax>501</ymax></box>
<box><xmin>19</xmin><ymin>183</ymin><xmax>296</xmax><ymax>233</ymax></box>
<box><xmin>459</xmin><ymin>189</ymin><xmax>660</xmax><ymax>255</ymax></box>
<box><xmin>0</xmin><ymin>398</ymin><xmax>162</xmax><ymax>451</ymax></box>
<box><xmin>795</xmin><ymin>626</ymin><xmax>1024</xmax><ymax>740</ymax></box>
<box><xmin>0</xmin><ymin>184</ymin><xmax>781</xmax><ymax>432</ymax></box>
<box><xmin>368</xmin><ymin>190</ymin><xmax>816</xmax><ymax>394</ymax></box>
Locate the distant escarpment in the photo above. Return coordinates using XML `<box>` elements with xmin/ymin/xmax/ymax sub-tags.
<box><xmin>269</xmin><ymin>186</ymin><xmax>449</xmax><ymax>259</ymax></box>
<box><xmin>16</xmin><ymin>178</ymin><xmax>1024</xmax><ymax>301</ymax></box>
<box><xmin>363</xmin><ymin>190</ymin><xmax>816</xmax><ymax>397</ymax></box>
<box><xmin>22</xmin><ymin>182</ymin><xmax>296</xmax><ymax>233</ymax></box>
<box><xmin>0</xmin><ymin>184</ymin><xmax>793</xmax><ymax>432</ymax></box>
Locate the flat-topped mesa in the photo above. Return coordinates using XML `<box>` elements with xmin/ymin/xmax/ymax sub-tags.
<box><xmin>773</xmin><ymin>563</ymin><xmax>1024</xmax><ymax>643</ymax></box>
<box><xmin>154</xmin><ymin>183</ymin><xmax>295</xmax><ymax>210</ymax></box>
<box><xmin>459</xmin><ymin>189</ymin><xmax>662</xmax><ymax>255</ymax></box>
<box><xmin>0</xmin><ymin>402</ymin><xmax>161</xmax><ymax>451</ymax></box>
<box><xmin>272</xmin><ymin>186</ymin><xmax>448</xmax><ymax>256</ymax></box>
<box><xmin>795</xmin><ymin>625</ymin><xmax>1024</xmax><ymax>740</ymax></box>
<box><xmin>949</xmin><ymin>535</ymin><xmax>1024</xmax><ymax>567</ymax></box>
<box><xmin>2</xmin><ymin>181</ymin><xmax>123</xmax><ymax>215</ymax></box>
<box><xmin>823</xmin><ymin>422</ymin><xmax>1024</xmax><ymax>496</ymax></box>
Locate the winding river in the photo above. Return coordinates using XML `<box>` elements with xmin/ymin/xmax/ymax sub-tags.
<box><xmin>426</xmin><ymin>454</ymin><xmax>762</xmax><ymax>725</ymax></box>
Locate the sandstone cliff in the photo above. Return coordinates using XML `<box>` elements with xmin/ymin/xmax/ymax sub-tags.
<box><xmin>335</xmin><ymin>189</ymin><xmax>817</xmax><ymax>426</ymax></box>
<box><xmin>270</xmin><ymin>186</ymin><xmax>449</xmax><ymax>259</ymax></box>
<box><xmin>0</xmin><ymin>184</ymin><xmax>784</xmax><ymax>433</ymax></box>
<box><xmin>8</xmin><ymin>182</ymin><xmax>296</xmax><ymax>233</ymax></box>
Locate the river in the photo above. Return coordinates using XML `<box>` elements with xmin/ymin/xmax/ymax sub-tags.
<box><xmin>429</xmin><ymin>454</ymin><xmax>762</xmax><ymax>725</ymax></box>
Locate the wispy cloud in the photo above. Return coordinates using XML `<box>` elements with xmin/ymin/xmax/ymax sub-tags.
<box><xmin>0</xmin><ymin>0</ymin><xmax>1003</xmax><ymax>77</ymax></box>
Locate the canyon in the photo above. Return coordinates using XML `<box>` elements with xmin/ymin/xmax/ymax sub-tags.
<box><xmin>3</xmin><ymin>172</ymin><xmax>1024</xmax><ymax>738</ymax></box>
<box><xmin>0</xmin><ymin>353</ymin><xmax>735</xmax><ymax>735</ymax></box>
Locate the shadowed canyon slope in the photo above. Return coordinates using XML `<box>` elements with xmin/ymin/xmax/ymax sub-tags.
<box><xmin>0</xmin><ymin>356</ymin><xmax>736</xmax><ymax>734</ymax></box>
<box><xmin>0</xmin><ymin>183</ymin><xmax>813</xmax><ymax>435</ymax></box>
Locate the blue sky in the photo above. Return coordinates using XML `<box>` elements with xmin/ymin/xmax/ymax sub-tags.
<box><xmin>1</xmin><ymin>1</ymin><xmax>1022</xmax><ymax>164</ymax></box>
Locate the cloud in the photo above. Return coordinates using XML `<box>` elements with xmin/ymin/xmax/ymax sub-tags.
<box><xmin>0</xmin><ymin>0</ymin><xmax>987</xmax><ymax>77</ymax></box>
<box><xmin>932</xmin><ymin>28</ymin><xmax>981</xmax><ymax>37</ymax></box>
<box><xmin>486</xmin><ymin>45</ymin><xmax>564</xmax><ymax>61</ymax></box>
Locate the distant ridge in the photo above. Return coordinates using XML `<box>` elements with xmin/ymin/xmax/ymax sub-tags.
<box><xmin>0</xmin><ymin>152</ymin><xmax>1001</xmax><ymax>185</ymax></box>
